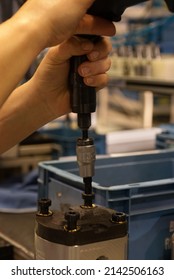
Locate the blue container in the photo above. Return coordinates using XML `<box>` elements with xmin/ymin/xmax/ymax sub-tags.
<box><xmin>156</xmin><ymin>124</ymin><xmax>174</xmax><ymax>149</ymax></box>
<box><xmin>38</xmin><ymin>150</ymin><xmax>174</xmax><ymax>259</ymax></box>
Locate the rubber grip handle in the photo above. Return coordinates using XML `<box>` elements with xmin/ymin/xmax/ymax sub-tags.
<box><xmin>69</xmin><ymin>35</ymin><xmax>102</xmax><ymax>114</ymax></box>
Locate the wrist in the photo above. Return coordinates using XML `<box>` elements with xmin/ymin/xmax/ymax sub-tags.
<box><xmin>12</xmin><ymin>6</ymin><xmax>49</xmax><ymax>52</ymax></box>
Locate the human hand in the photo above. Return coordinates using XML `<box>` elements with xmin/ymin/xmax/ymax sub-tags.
<box><xmin>14</xmin><ymin>0</ymin><xmax>115</xmax><ymax>47</ymax></box>
<box><xmin>29</xmin><ymin>36</ymin><xmax>112</xmax><ymax>120</ymax></box>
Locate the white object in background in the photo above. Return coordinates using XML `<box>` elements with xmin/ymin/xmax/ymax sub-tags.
<box><xmin>106</xmin><ymin>127</ymin><xmax>162</xmax><ymax>154</ymax></box>
<box><xmin>109</xmin><ymin>51</ymin><xmax>124</xmax><ymax>77</ymax></box>
<box><xmin>152</xmin><ymin>56</ymin><xmax>174</xmax><ymax>80</ymax></box>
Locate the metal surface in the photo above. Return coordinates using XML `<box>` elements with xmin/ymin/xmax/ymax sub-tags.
<box><xmin>109</xmin><ymin>76</ymin><xmax>174</xmax><ymax>95</ymax></box>
<box><xmin>76</xmin><ymin>142</ymin><xmax>95</xmax><ymax>178</ymax></box>
<box><xmin>35</xmin><ymin>234</ymin><xmax>127</xmax><ymax>260</ymax></box>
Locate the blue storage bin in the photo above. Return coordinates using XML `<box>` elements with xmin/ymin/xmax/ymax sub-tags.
<box><xmin>156</xmin><ymin>124</ymin><xmax>174</xmax><ymax>149</ymax></box>
<box><xmin>38</xmin><ymin>150</ymin><xmax>174</xmax><ymax>260</ymax></box>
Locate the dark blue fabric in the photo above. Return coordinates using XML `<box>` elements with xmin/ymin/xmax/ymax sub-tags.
<box><xmin>0</xmin><ymin>169</ymin><xmax>38</xmax><ymax>212</ymax></box>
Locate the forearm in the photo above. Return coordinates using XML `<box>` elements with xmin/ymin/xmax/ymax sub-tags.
<box><xmin>0</xmin><ymin>82</ymin><xmax>53</xmax><ymax>154</ymax></box>
<box><xmin>0</xmin><ymin>14</ymin><xmax>45</xmax><ymax>108</ymax></box>
<box><xmin>0</xmin><ymin>0</ymin><xmax>115</xmax><ymax>109</ymax></box>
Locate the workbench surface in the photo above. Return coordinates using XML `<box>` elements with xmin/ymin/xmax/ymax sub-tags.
<box><xmin>0</xmin><ymin>212</ymin><xmax>35</xmax><ymax>259</ymax></box>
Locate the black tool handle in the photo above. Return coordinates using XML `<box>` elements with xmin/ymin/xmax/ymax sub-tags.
<box><xmin>69</xmin><ymin>35</ymin><xmax>102</xmax><ymax>115</ymax></box>
<box><xmin>69</xmin><ymin>54</ymin><xmax>96</xmax><ymax>114</ymax></box>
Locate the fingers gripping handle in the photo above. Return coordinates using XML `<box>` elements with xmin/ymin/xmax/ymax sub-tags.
<box><xmin>69</xmin><ymin>35</ymin><xmax>102</xmax><ymax>112</ymax></box>
<box><xmin>69</xmin><ymin>54</ymin><xmax>96</xmax><ymax>115</ymax></box>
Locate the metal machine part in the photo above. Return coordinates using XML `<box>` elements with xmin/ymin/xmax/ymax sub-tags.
<box><xmin>35</xmin><ymin>204</ymin><xmax>128</xmax><ymax>260</ymax></box>
<box><xmin>76</xmin><ymin>138</ymin><xmax>95</xmax><ymax>178</ymax></box>
<box><xmin>76</xmin><ymin>137</ymin><xmax>96</xmax><ymax>206</ymax></box>
<box><xmin>35</xmin><ymin>235</ymin><xmax>127</xmax><ymax>260</ymax></box>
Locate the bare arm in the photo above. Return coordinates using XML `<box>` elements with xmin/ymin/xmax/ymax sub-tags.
<box><xmin>0</xmin><ymin>0</ymin><xmax>115</xmax><ymax>107</ymax></box>
<box><xmin>0</xmin><ymin>37</ymin><xmax>112</xmax><ymax>153</ymax></box>
<box><xmin>0</xmin><ymin>17</ymin><xmax>43</xmax><ymax>107</ymax></box>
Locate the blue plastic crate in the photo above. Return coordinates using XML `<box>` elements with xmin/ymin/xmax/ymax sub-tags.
<box><xmin>156</xmin><ymin>124</ymin><xmax>174</xmax><ymax>149</ymax></box>
<box><xmin>38</xmin><ymin>150</ymin><xmax>174</xmax><ymax>260</ymax></box>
